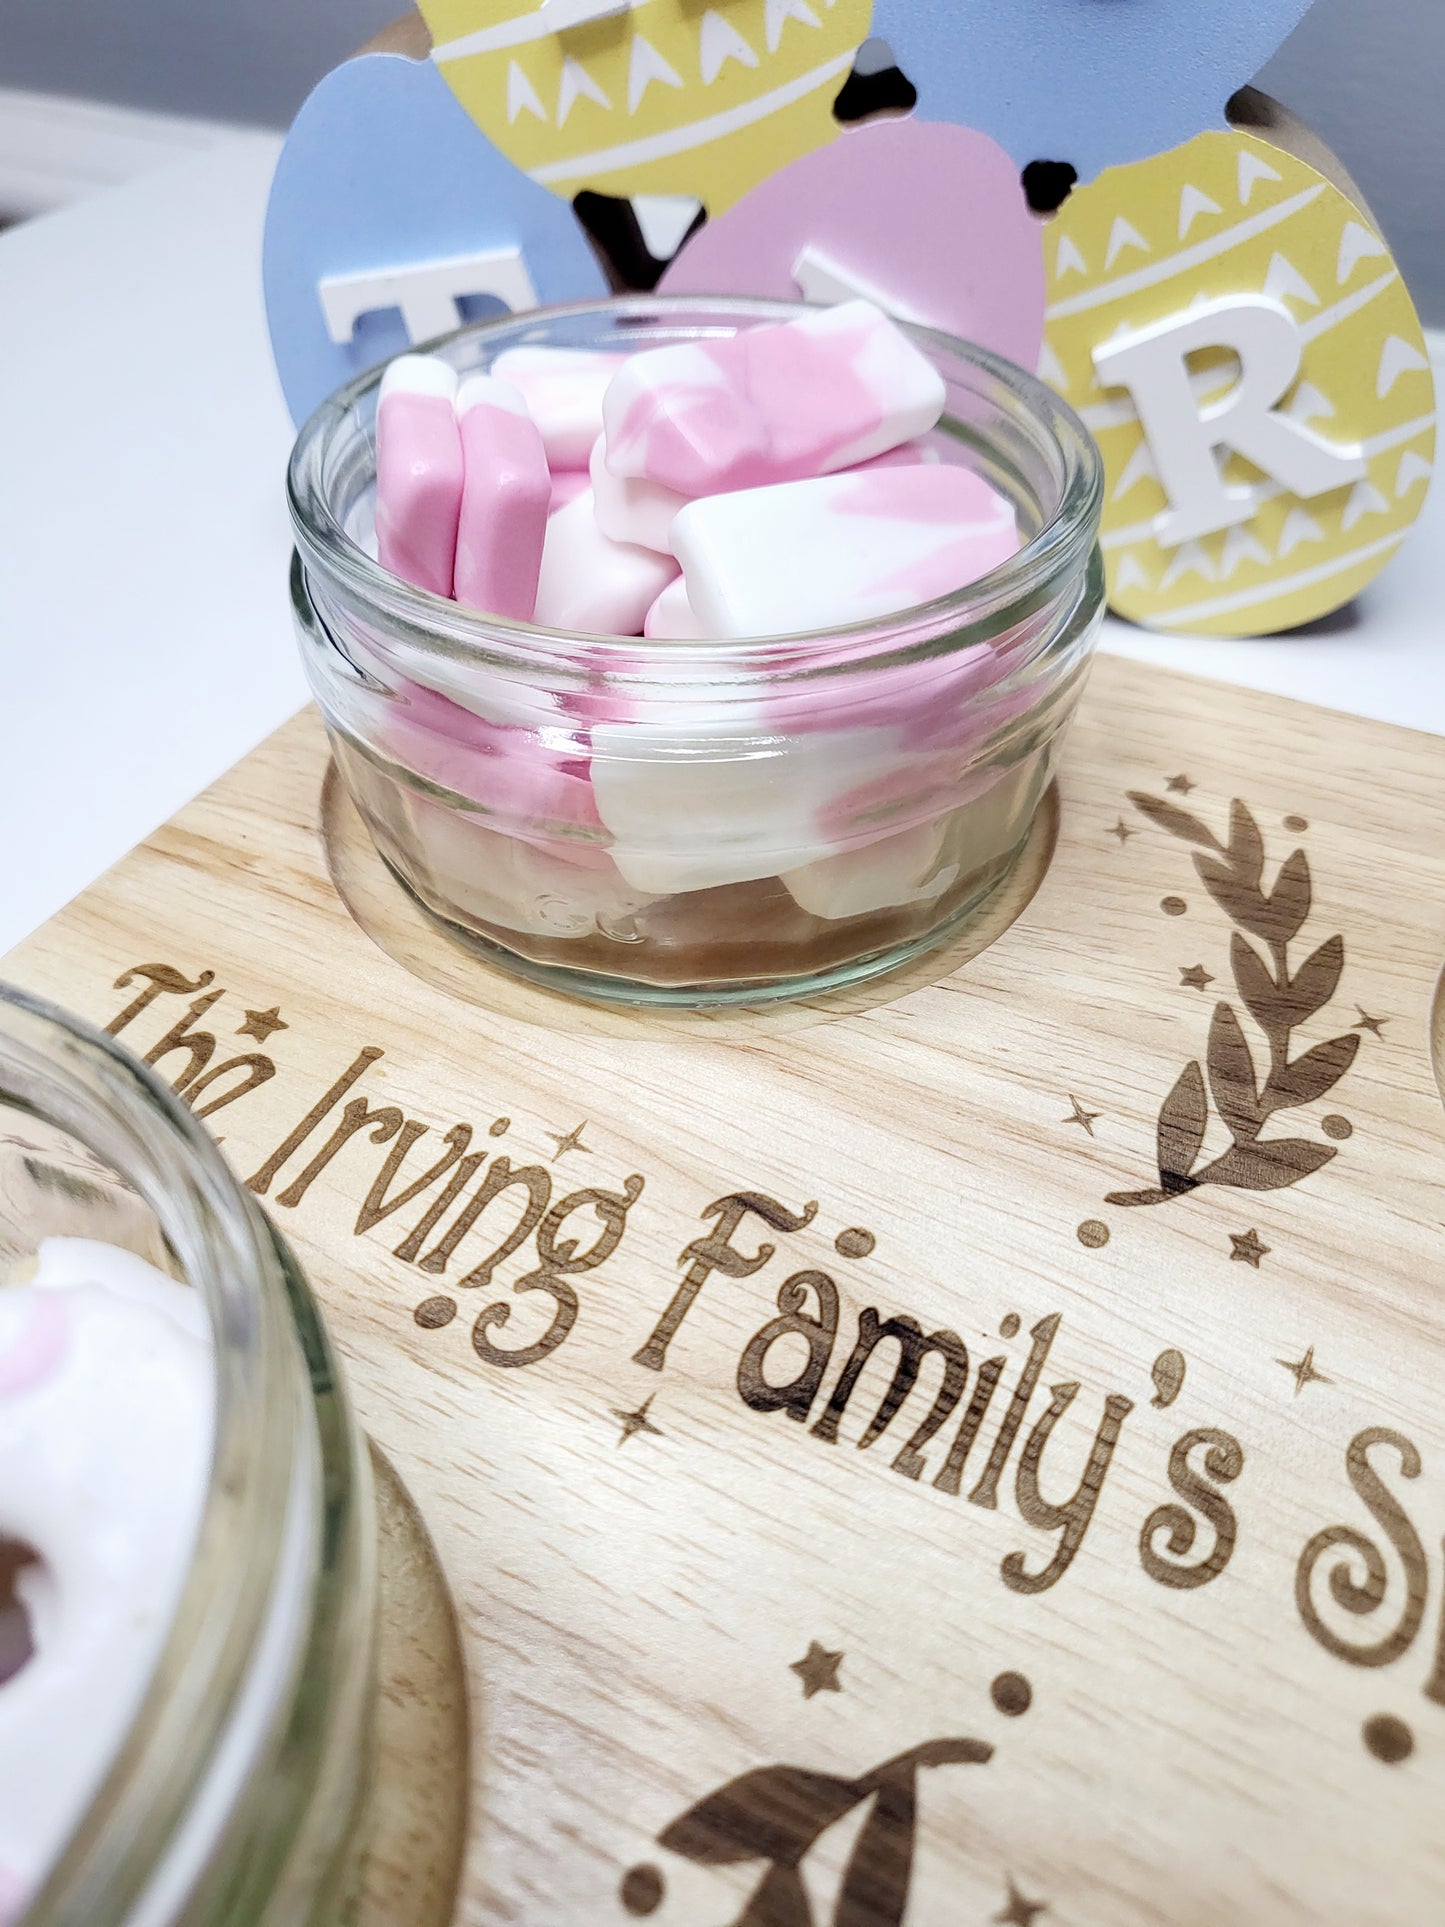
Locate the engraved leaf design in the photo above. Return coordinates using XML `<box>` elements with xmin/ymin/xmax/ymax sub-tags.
<box><xmin>1156</xmin><ymin>1061</ymin><xmax>1207</xmax><ymax>1191</ymax></box>
<box><xmin>1197</xmin><ymin>1140</ymin><xmax>1336</xmax><ymax>1190</ymax></box>
<box><xmin>1105</xmin><ymin>1185</ymin><xmax>1177</xmax><ymax>1208</ymax></box>
<box><xmin>1194</xmin><ymin>856</ymin><xmax>1271</xmax><ymax>936</ymax></box>
<box><xmin>1207</xmin><ymin>1003</ymin><xmax>1262</xmax><ymax>1142</ymax></box>
<box><xmin>1109</xmin><ymin>791</ymin><xmax>1355</xmax><ymax>1211</ymax></box>
<box><xmin>1226</xmin><ymin>800</ymin><xmax>1265</xmax><ymax>888</ymax></box>
<box><xmin>1259</xmin><ymin>849</ymin><xmax>1312</xmax><ymax>946</ymax></box>
<box><xmin>1264</xmin><ymin>1033</ymin><xmax>1360</xmax><ymax>1110</ymax></box>
<box><xmin>1231</xmin><ymin>933</ymin><xmax>1284</xmax><ymax>1034</ymax></box>
<box><xmin>659</xmin><ymin>1768</ymin><xmax>861</xmax><ymax>1867</ymax></box>
<box><xmin>1283</xmin><ymin>934</ymin><xmax>1345</xmax><ymax>1024</ymax></box>
<box><xmin>1128</xmin><ymin>792</ymin><xmax>1224</xmax><ymax>849</ymax></box>
<box><xmin>738</xmin><ymin>1866</ymin><xmax>812</xmax><ymax>1927</ymax></box>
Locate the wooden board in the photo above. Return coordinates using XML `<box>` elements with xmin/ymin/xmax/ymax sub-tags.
<box><xmin>9</xmin><ymin>651</ymin><xmax>1445</xmax><ymax>1926</ymax></box>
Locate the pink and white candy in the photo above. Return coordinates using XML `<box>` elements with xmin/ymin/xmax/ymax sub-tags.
<box><xmin>0</xmin><ymin>1239</ymin><xmax>213</xmax><ymax>1924</ymax></box>
<box><xmin>600</xmin><ymin>300</ymin><xmax>947</xmax><ymax>498</ymax></box>
<box><xmin>672</xmin><ymin>464</ymin><xmax>1019</xmax><ymax>638</ymax></box>
<box><xmin>374</xmin><ymin>354</ymin><xmax>464</xmax><ymax>597</ymax></box>
<box><xmin>453</xmin><ymin>374</ymin><xmax>550</xmax><ymax>621</ymax></box>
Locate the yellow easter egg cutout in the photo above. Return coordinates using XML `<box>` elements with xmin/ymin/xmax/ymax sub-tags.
<box><xmin>1043</xmin><ymin>130</ymin><xmax>1435</xmax><ymax>636</ymax></box>
<box><xmin>418</xmin><ymin>0</ymin><xmax>873</xmax><ymax>215</ymax></box>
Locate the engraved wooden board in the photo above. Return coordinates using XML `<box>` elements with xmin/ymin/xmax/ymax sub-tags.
<box><xmin>9</xmin><ymin>652</ymin><xmax>1445</xmax><ymax>1927</ymax></box>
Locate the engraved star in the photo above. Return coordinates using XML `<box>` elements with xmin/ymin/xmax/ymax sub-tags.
<box><xmin>612</xmin><ymin>1396</ymin><xmax>662</xmax><ymax>1446</ymax></box>
<box><xmin>236</xmin><ymin>1007</ymin><xmax>287</xmax><ymax>1045</ymax></box>
<box><xmin>790</xmin><ymin>1642</ymin><xmax>844</xmax><ymax>1700</ymax></box>
<box><xmin>1179</xmin><ymin>965</ymin><xmax>1214</xmax><ymax>991</ymax></box>
<box><xmin>1062</xmin><ymin>1095</ymin><xmax>1101</xmax><ymax>1136</ymax></box>
<box><xmin>1108</xmin><ymin>817</ymin><xmax>1136</xmax><ymax>844</ymax></box>
<box><xmin>1165</xmin><ymin>773</ymin><xmax>1196</xmax><ymax>794</ymax></box>
<box><xmin>994</xmin><ymin>1875</ymin><xmax>1049</xmax><ymax>1925</ymax></box>
<box><xmin>1229</xmin><ymin>1228</ymin><xmax>1270</xmax><ymax>1268</ymax></box>
<box><xmin>1352</xmin><ymin>1007</ymin><xmax>1388</xmax><ymax>1038</ymax></box>
<box><xmin>1278</xmin><ymin>1346</ymin><xmax>1332</xmax><ymax>1396</ymax></box>
<box><xmin>548</xmin><ymin>1121</ymin><xmax>592</xmax><ymax>1159</ymax></box>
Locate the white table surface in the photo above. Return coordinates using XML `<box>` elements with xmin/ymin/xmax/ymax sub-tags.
<box><xmin>2</xmin><ymin>133</ymin><xmax>1441</xmax><ymax>958</ymax></box>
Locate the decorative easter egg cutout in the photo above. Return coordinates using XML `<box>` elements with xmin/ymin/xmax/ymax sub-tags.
<box><xmin>1042</xmin><ymin>128</ymin><xmax>1435</xmax><ymax>635</ymax></box>
<box><xmin>417</xmin><ymin>0</ymin><xmax>873</xmax><ymax>216</ymax></box>
<box><xmin>660</xmin><ymin>118</ymin><xmax>1046</xmax><ymax>372</ymax></box>
<box><xmin>866</xmin><ymin>0</ymin><xmax>1316</xmax><ymax>185</ymax></box>
<box><xmin>263</xmin><ymin>53</ymin><xmax>608</xmax><ymax>424</ymax></box>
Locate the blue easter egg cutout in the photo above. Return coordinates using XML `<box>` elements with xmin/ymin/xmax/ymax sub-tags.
<box><xmin>263</xmin><ymin>52</ymin><xmax>608</xmax><ymax>425</ymax></box>
<box><xmin>865</xmin><ymin>0</ymin><xmax>1317</xmax><ymax>186</ymax></box>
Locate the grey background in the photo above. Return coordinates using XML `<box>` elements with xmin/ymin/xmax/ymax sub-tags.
<box><xmin>3</xmin><ymin>0</ymin><xmax>1440</xmax><ymax>322</ymax></box>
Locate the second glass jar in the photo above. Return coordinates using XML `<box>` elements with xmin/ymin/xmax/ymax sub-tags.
<box><xmin>289</xmin><ymin>298</ymin><xmax>1104</xmax><ymax>1006</ymax></box>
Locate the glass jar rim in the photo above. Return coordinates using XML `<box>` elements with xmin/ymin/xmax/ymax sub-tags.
<box><xmin>287</xmin><ymin>294</ymin><xmax>1103</xmax><ymax>670</ymax></box>
<box><xmin>0</xmin><ymin>982</ymin><xmax>325</xmax><ymax>1923</ymax></box>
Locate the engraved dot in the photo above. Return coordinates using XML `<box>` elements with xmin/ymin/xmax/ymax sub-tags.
<box><xmin>1077</xmin><ymin>1220</ymin><xmax>1110</xmax><ymax>1249</ymax></box>
<box><xmin>489</xmin><ymin>1117</ymin><xmax>511</xmax><ymax>1137</ymax></box>
<box><xmin>1322</xmin><ymin>1114</ymin><xmax>1353</xmax><ymax>1141</ymax></box>
<box><xmin>414</xmin><ymin>1295</ymin><xmax>457</xmax><ymax>1330</ymax></box>
<box><xmin>991</xmin><ymin>1670</ymin><xmax>1032</xmax><ymax>1717</ymax></box>
<box><xmin>1161</xmin><ymin>896</ymin><xmax>1187</xmax><ymax>917</ymax></box>
<box><xmin>1284</xmin><ymin>814</ymin><xmax>1309</xmax><ymax>833</ymax></box>
<box><xmin>1000</xmin><ymin>1313</ymin><xmax>1021</xmax><ymax>1338</ymax></box>
<box><xmin>835</xmin><ymin>1227</ymin><xmax>876</xmax><ymax>1259</ymax></box>
<box><xmin>620</xmin><ymin>1864</ymin><xmax>664</xmax><ymax>1916</ymax></box>
<box><xmin>1363</xmin><ymin>1714</ymin><xmax>1414</xmax><ymax>1764</ymax></box>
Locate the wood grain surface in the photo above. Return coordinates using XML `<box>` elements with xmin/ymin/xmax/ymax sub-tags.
<box><xmin>8</xmin><ymin>652</ymin><xmax>1445</xmax><ymax>1926</ymax></box>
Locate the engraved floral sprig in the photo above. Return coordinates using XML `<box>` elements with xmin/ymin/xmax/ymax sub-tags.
<box><xmin>1108</xmin><ymin>794</ymin><xmax>1359</xmax><ymax>1208</ymax></box>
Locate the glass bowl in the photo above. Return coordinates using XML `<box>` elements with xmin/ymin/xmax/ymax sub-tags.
<box><xmin>288</xmin><ymin>297</ymin><xmax>1104</xmax><ymax>1007</ymax></box>
<box><xmin>0</xmin><ymin>984</ymin><xmax>375</xmax><ymax>1925</ymax></box>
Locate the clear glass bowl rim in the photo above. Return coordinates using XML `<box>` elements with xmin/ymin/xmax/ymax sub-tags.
<box><xmin>287</xmin><ymin>294</ymin><xmax>1104</xmax><ymax>672</ymax></box>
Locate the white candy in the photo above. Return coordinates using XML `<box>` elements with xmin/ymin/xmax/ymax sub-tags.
<box><xmin>643</xmin><ymin>576</ymin><xmax>706</xmax><ymax>639</ymax></box>
<box><xmin>601</xmin><ymin>300</ymin><xmax>947</xmax><ymax>497</ymax></box>
<box><xmin>589</xmin><ymin>718</ymin><xmax>921</xmax><ymax>894</ymax></box>
<box><xmin>533</xmin><ymin>488</ymin><xmax>679</xmax><ymax>636</ymax></box>
<box><xmin>490</xmin><ymin>345</ymin><xmax>625</xmax><ymax>471</ymax></box>
<box><xmin>588</xmin><ymin>436</ymin><xmax>690</xmax><ymax>554</ymax></box>
<box><xmin>0</xmin><ymin>1239</ymin><xmax>213</xmax><ymax>1919</ymax></box>
<box><xmin>781</xmin><ymin>819</ymin><xmax>958</xmax><ymax>920</ymax></box>
<box><xmin>672</xmin><ymin>464</ymin><xmax>1019</xmax><ymax>638</ymax></box>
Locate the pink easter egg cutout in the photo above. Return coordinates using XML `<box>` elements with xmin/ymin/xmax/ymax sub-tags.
<box><xmin>659</xmin><ymin>118</ymin><xmax>1046</xmax><ymax>374</ymax></box>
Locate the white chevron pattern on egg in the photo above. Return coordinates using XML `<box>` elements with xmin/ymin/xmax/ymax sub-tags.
<box><xmin>628</xmin><ymin>34</ymin><xmax>684</xmax><ymax>112</ymax></box>
<box><xmin>1219</xmin><ymin>523</ymin><xmax>1272</xmax><ymax>579</ymax></box>
<box><xmin>1177</xmin><ymin>183</ymin><xmax>1221</xmax><ymax>240</ymax></box>
<box><xmin>1114</xmin><ymin>551</ymin><xmax>1151</xmax><ymax>593</ymax></box>
<box><xmin>764</xmin><ymin>0</ymin><xmax>822</xmax><ymax>53</ymax></box>
<box><xmin>1396</xmin><ymin>449</ymin><xmax>1433</xmax><ymax>497</ymax></box>
<box><xmin>507</xmin><ymin>57</ymin><xmax>547</xmax><ymax>122</ymax></box>
<box><xmin>1376</xmin><ymin>334</ymin><xmax>1431</xmax><ymax>400</ymax></box>
<box><xmin>1336</xmin><ymin>219</ymin><xmax>1388</xmax><ymax>285</ymax></box>
<box><xmin>1341</xmin><ymin>479</ymin><xmax>1391</xmax><ymax>531</ymax></box>
<box><xmin>1056</xmin><ymin>234</ymin><xmax>1087</xmax><ymax>279</ymax></box>
<box><xmin>1105</xmin><ymin>217</ymin><xmax>1149</xmax><ymax>271</ymax></box>
<box><xmin>1237</xmin><ymin>149</ymin><xmax>1282</xmax><ymax>205</ymax></box>
<box><xmin>556</xmin><ymin>54</ymin><xmax>611</xmax><ymax>126</ymax></box>
<box><xmin>1276</xmin><ymin>507</ymin><xmax>1325</xmax><ymax>558</ymax></box>
<box><xmin>1262</xmin><ymin>252</ymin><xmax>1319</xmax><ymax>310</ymax></box>
<box><xmin>1160</xmin><ymin>540</ymin><xmax>1216</xmax><ymax>589</ymax></box>
<box><xmin>698</xmin><ymin>8</ymin><xmax>760</xmax><ymax>81</ymax></box>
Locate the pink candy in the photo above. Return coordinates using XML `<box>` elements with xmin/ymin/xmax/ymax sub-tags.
<box><xmin>453</xmin><ymin>376</ymin><xmax>550</xmax><ymax>620</ymax></box>
<box><xmin>375</xmin><ymin>355</ymin><xmax>463</xmax><ymax>598</ymax></box>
